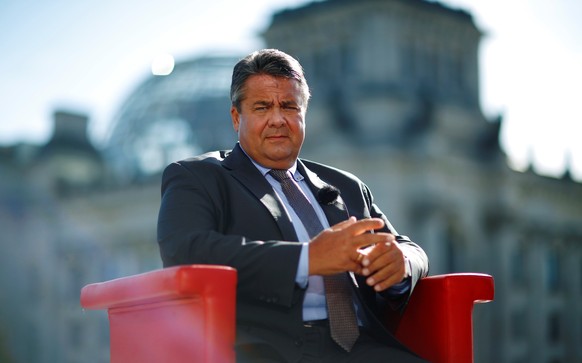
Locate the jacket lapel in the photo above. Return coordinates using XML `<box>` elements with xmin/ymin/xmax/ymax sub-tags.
<box><xmin>297</xmin><ymin>160</ymin><xmax>349</xmax><ymax>227</ymax></box>
<box><xmin>222</xmin><ymin>144</ymin><xmax>298</xmax><ymax>241</ymax></box>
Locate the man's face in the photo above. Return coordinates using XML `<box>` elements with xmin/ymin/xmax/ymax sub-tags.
<box><xmin>231</xmin><ymin>74</ymin><xmax>307</xmax><ymax>169</ymax></box>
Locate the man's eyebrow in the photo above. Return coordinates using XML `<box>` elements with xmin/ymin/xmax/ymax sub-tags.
<box><xmin>253</xmin><ymin>100</ymin><xmax>273</xmax><ymax>106</ymax></box>
<box><xmin>280</xmin><ymin>100</ymin><xmax>299</xmax><ymax>106</ymax></box>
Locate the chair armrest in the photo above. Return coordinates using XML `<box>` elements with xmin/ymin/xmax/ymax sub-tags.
<box><xmin>387</xmin><ymin>273</ymin><xmax>494</xmax><ymax>363</ymax></box>
<box><xmin>80</xmin><ymin>265</ymin><xmax>237</xmax><ymax>363</ymax></box>
<box><xmin>80</xmin><ymin>264</ymin><xmax>236</xmax><ymax>309</ymax></box>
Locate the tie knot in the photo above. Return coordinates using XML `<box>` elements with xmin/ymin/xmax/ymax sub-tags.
<box><xmin>269</xmin><ymin>169</ymin><xmax>291</xmax><ymax>182</ymax></box>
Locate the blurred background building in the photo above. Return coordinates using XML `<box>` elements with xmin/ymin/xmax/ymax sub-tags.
<box><xmin>0</xmin><ymin>0</ymin><xmax>581</xmax><ymax>362</ymax></box>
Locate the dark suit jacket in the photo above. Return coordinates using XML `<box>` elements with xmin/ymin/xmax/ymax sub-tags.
<box><xmin>157</xmin><ymin>143</ymin><xmax>429</xmax><ymax>362</ymax></box>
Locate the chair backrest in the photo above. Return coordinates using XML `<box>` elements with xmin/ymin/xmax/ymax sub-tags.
<box><xmin>80</xmin><ymin>265</ymin><xmax>237</xmax><ymax>363</ymax></box>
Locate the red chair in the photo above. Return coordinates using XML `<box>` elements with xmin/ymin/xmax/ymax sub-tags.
<box><xmin>80</xmin><ymin>266</ymin><xmax>493</xmax><ymax>363</ymax></box>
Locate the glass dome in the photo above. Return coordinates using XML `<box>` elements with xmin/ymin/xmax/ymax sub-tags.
<box><xmin>104</xmin><ymin>55</ymin><xmax>241</xmax><ymax>182</ymax></box>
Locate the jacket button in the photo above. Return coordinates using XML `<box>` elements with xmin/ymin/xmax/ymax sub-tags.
<box><xmin>294</xmin><ymin>339</ymin><xmax>303</xmax><ymax>347</ymax></box>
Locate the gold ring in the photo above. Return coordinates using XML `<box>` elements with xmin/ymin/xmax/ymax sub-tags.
<box><xmin>356</xmin><ymin>253</ymin><xmax>364</xmax><ymax>263</ymax></box>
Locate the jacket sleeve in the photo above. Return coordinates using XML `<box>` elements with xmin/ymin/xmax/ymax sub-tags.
<box><xmin>366</xmin><ymin>186</ymin><xmax>429</xmax><ymax>308</ymax></box>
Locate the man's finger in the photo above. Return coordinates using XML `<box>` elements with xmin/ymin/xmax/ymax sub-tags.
<box><xmin>351</xmin><ymin>232</ymin><xmax>392</xmax><ymax>250</ymax></box>
<box><xmin>365</xmin><ymin>261</ymin><xmax>405</xmax><ymax>290</ymax></box>
<box><xmin>360</xmin><ymin>238</ymin><xmax>397</xmax><ymax>265</ymax></box>
<box><xmin>343</xmin><ymin>218</ymin><xmax>384</xmax><ymax>236</ymax></box>
<box><xmin>328</xmin><ymin>216</ymin><xmax>357</xmax><ymax>231</ymax></box>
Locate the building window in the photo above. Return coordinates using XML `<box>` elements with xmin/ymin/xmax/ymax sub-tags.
<box><xmin>339</xmin><ymin>42</ymin><xmax>355</xmax><ymax>75</ymax></box>
<box><xmin>510</xmin><ymin>245</ymin><xmax>527</xmax><ymax>288</ymax></box>
<box><xmin>69</xmin><ymin>320</ymin><xmax>83</xmax><ymax>348</ymax></box>
<box><xmin>545</xmin><ymin>249</ymin><xmax>561</xmax><ymax>292</ymax></box>
<box><xmin>511</xmin><ymin>308</ymin><xmax>527</xmax><ymax>340</ymax></box>
<box><xmin>547</xmin><ymin>311</ymin><xmax>561</xmax><ymax>344</ymax></box>
<box><xmin>443</xmin><ymin>219</ymin><xmax>465</xmax><ymax>273</ymax></box>
<box><xmin>400</xmin><ymin>41</ymin><xmax>417</xmax><ymax>80</ymax></box>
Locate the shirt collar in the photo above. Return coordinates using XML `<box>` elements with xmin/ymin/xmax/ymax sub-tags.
<box><xmin>239</xmin><ymin>144</ymin><xmax>303</xmax><ymax>181</ymax></box>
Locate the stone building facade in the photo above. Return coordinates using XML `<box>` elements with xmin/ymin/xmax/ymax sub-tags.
<box><xmin>0</xmin><ymin>1</ymin><xmax>580</xmax><ymax>362</ymax></box>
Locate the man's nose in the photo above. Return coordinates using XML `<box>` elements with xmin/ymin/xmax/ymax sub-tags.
<box><xmin>268</xmin><ymin>107</ymin><xmax>286</xmax><ymax>127</ymax></box>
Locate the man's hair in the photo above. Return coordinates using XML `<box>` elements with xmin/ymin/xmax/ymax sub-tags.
<box><xmin>230</xmin><ymin>49</ymin><xmax>311</xmax><ymax>111</ymax></box>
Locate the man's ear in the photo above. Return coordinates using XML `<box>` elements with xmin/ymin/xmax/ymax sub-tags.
<box><xmin>230</xmin><ymin>106</ymin><xmax>240</xmax><ymax>132</ymax></box>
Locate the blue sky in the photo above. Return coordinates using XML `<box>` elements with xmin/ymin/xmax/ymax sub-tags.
<box><xmin>1</xmin><ymin>0</ymin><xmax>581</xmax><ymax>179</ymax></box>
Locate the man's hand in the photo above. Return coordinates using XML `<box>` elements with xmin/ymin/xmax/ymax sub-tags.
<box><xmin>360</xmin><ymin>238</ymin><xmax>408</xmax><ymax>292</ymax></box>
<box><xmin>308</xmin><ymin>217</ymin><xmax>391</xmax><ymax>276</ymax></box>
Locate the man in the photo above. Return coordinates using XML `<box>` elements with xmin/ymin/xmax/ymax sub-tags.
<box><xmin>157</xmin><ymin>49</ymin><xmax>429</xmax><ymax>363</ymax></box>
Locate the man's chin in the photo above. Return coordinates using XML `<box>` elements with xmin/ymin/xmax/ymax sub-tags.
<box><xmin>264</xmin><ymin>152</ymin><xmax>298</xmax><ymax>169</ymax></box>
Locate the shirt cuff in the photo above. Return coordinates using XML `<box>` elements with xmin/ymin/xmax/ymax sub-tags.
<box><xmin>386</xmin><ymin>277</ymin><xmax>411</xmax><ymax>295</ymax></box>
<box><xmin>295</xmin><ymin>242</ymin><xmax>309</xmax><ymax>288</ymax></box>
